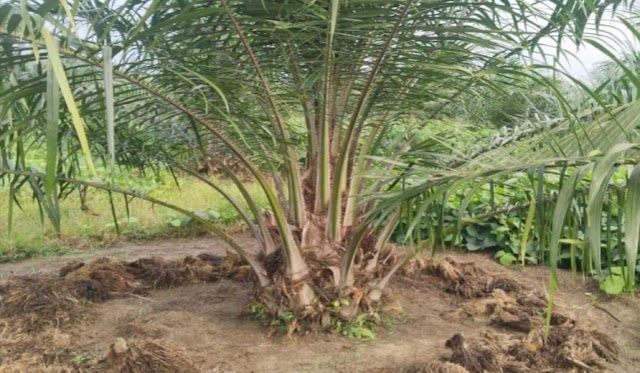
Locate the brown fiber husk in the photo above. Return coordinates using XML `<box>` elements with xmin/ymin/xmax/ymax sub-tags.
<box><xmin>422</xmin><ymin>257</ymin><xmax>521</xmax><ymax>298</ymax></box>
<box><xmin>451</xmin><ymin>289</ymin><xmax>570</xmax><ymax>333</ymax></box>
<box><xmin>439</xmin><ymin>291</ymin><xmax>619</xmax><ymax>372</ymax></box>
<box><xmin>125</xmin><ymin>255</ymin><xmax>224</xmax><ymax>288</ymax></box>
<box><xmin>399</xmin><ymin>256</ymin><xmax>619</xmax><ymax>372</ymax></box>
<box><xmin>438</xmin><ymin>325</ymin><xmax>619</xmax><ymax>373</ymax></box>
<box><xmin>504</xmin><ymin>323</ymin><xmax>620</xmax><ymax>370</ymax></box>
<box><xmin>0</xmin><ymin>319</ymin><xmax>75</xmax><ymax>370</ymax></box>
<box><xmin>93</xmin><ymin>338</ymin><xmax>198</xmax><ymax>373</ymax></box>
<box><xmin>64</xmin><ymin>257</ymin><xmax>140</xmax><ymax>298</ymax></box>
<box><xmin>443</xmin><ymin>333</ymin><xmax>528</xmax><ymax>373</ymax></box>
<box><xmin>0</xmin><ymin>276</ymin><xmax>89</xmax><ymax>331</ymax></box>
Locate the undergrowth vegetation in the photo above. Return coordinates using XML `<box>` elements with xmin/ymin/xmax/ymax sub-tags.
<box><xmin>393</xmin><ymin>166</ymin><xmax>640</xmax><ymax>294</ymax></box>
<box><xmin>4</xmin><ymin>158</ymin><xmax>638</xmax><ymax>296</ymax></box>
<box><xmin>2</xmin><ymin>119</ymin><xmax>639</xmax><ymax>297</ymax></box>
<box><xmin>0</xmin><ymin>172</ymin><xmax>269</xmax><ymax>261</ymax></box>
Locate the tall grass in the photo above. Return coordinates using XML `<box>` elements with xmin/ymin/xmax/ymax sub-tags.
<box><xmin>0</xmin><ymin>173</ymin><xmax>268</xmax><ymax>261</ymax></box>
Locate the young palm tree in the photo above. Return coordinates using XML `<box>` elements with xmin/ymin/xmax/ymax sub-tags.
<box><xmin>0</xmin><ymin>0</ymin><xmax>634</xmax><ymax>328</ymax></box>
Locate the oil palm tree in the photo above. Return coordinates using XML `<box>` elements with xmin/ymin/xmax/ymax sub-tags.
<box><xmin>0</xmin><ymin>0</ymin><xmax>635</xmax><ymax>329</ymax></box>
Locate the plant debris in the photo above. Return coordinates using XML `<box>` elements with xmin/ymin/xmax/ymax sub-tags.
<box><xmin>124</xmin><ymin>253</ymin><xmax>248</xmax><ymax>288</ymax></box>
<box><xmin>58</xmin><ymin>261</ymin><xmax>85</xmax><ymax>278</ymax></box>
<box><xmin>93</xmin><ymin>338</ymin><xmax>198</xmax><ymax>373</ymax></box>
<box><xmin>443</xmin><ymin>333</ymin><xmax>526</xmax><ymax>373</ymax></box>
<box><xmin>0</xmin><ymin>253</ymin><xmax>625</xmax><ymax>372</ymax></box>
<box><xmin>395</xmin><ymin>256</ymin><xmax>620</xmax><ymax>372</ymax></box>
<box><xmin>0</xmin><ymin>276</ymin><xmax>89</xmax><ymax>331</ymax></box>
<box><xmin>0</xmin><ymin>320</ymin><xmax>75</xmax><ymax>370</ymax></box>
<box><xmin>420</xmin><ymin>257</ymin><xmax>522</xmax><ymax>298</ymax></box>
<box><xmin>0</xmin><ymin>252</ymin><xmax>247</xmax><ymax>334</ymax></box>
<box><xmin>65</xmin><ymin>257</ymin><xmax>140</xmax><ymax>296</ymax></box>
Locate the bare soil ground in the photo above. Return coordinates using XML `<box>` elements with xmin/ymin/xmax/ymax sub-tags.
<box><xmin>1</xmin><ymin>236</ymin><xmax>639</xmax><ymax>372</ymax></box>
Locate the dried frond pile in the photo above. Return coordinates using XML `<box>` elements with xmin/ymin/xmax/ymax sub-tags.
<box><xmin>435</xmin><ymin>325</ymin><xmax>619</xmax><ymax>373</ymax></box>
<box><xmin>505</xmin><ymin>323</ymin><xmax>620</xmax><ymax>370</ymax></box>
<box><xmin>60</xmin><ymin>252</ymin><xmax>243</xmax><ymax>293</ymax></box>
<box><xmin>396</xmin><ymin>257</ymin><xmax>620</xmax><ymax>372</ymax></box>
<box><xmin>443</xmin><ymin>333</ymin><xmax>527</xmax><ymax>373</ymax></box>
<box><xmin>421</xmin><ymin>257</ymin><xmax>521</xmax><ymax>298</ymax></box>
<box><xmin>65</xmin><ymin>257</ymin><xmax>140</xmax><ymax>299</ymax></box>
<box><xmin>93</xmin><ymin>338</ymin><xmax>198</xmax><ymax>373</ymax></box>
<box><xmin>125</xmin><ymin>254</ymin><xmax>228</xmax><ymax>288</ymax></box>
<box><xmin>0</xmin><ymin>276</ymin><xmax>88</xmax><ymax>331</ymax></box>
<box><xmin>0</xmin><ymin>320</ymin><xmax>74</xmax><ymax>370</ymax></box>
<box><xmin>451</xmin><ymin>288</ymin><xmax>570</xmax><ymax>333</ymax></box>
<box><xmin>126</xmin><ymin>257</ymin><xmax>200</xmax><ymax>288</ymax></box>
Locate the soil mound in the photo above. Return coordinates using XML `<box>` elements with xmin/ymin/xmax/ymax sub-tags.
<box><xmin>402</xmin><ymin>361</ymin><xmax>472</xmax><ymax>373</ymax></box>
<box><xmin>0</xmin><ymin>360</ymin><xmax>74</xmax><ymax>373</ymax></box>
<box><xmin>374</xmin><ymin>360</ymin><xmax>473</xmax><ymax>372</ymax></box>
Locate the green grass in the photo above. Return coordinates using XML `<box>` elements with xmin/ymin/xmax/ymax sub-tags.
<box><xmin>0</xmin><ymin>173</ymin><xmax>268</xmax><ymax>262</ymax></box>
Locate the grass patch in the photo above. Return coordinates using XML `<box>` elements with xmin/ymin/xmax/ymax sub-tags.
<box><xmin>0</xmin><ymin>173</ymin><xmax>268</xmax><ymax>261</ymax></box>
<box><xmin>0</xmin><ymin>242</ymin><xmax>75</xmax><ymax>263</ymax></box>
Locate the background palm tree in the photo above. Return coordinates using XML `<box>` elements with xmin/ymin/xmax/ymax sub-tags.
<box><xmin>1</xmin><ymin>0</ymin><xmax>637</xmax><ymax>329</ymax></box>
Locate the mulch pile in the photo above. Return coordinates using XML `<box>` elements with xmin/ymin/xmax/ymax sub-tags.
<box><xmin>390</xmin><ymin>257</ymin><xmax>620</xmax><ymax>373</ymax></box>
<box><xmin>0</xmin><ymin>253</ymin><xmax>248</xmax><ymax>329</ymax></box>
<box><xmin>0</xmin><ymin>252</ymin><xmax>247</xmax><ymax>372</ymax></box>
<box><xmin>0</xmin><ymin>319</ymin><xmax>75</xmax><ymax>373</ymax></box>
<box><xmin>0</xmin><ymin>254</ymin><xmax>623</xmax><ymax>372</ymax></box>
<box><xmin>93</xmin><ymin>337</ymin><xmax>199</xmax><ymax>373</ymax></box>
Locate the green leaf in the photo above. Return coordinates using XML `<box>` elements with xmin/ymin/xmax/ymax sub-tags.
<box><xmin>499</xmin><ymin>252</ymin><xmax>517</xmax><ymax>266</ymax></box>
<box><xmin>549</xmin><ymin>166</ymin><xmax>590</xmax><ymax>280</ymax></box>
<box><xmin>45</xmin><ymin>45</ymin><xmax>60</xmax><ymax>197</ymax></box>
<box><xmin>207</xmin><ymin>209</ymin><xmax>221</xmax><ymax>220</ymax></box>
<box><xmin>57</xmin><ymin>0</ymin><xmax>77</xmax><ymax>35</ymax></box>
<box><xmin>465</xmin><ymin>225</ymin><xmax>479</xmax><ymax>238</ymax></box>
<box><xmin>42</xmin><ymin>29</ymin><xmax>96</xmax><ymax>176</ymax></box>
<box><xmin>193</xmin><ymin>210</ymin><xmax>209</xmax><ymax>221</ymax></box>
<box><xmin>520</xmin><ymin>194</ymin><xmax>536</xmax><ymax>266</ymax></box>
<box><xmin>599</xmin><ymin>270</ymin><xmax>625</xmax><ymax>295</ymax></box>
<box><xmin>587</xmin><ymin>144</ymin><xmax>638</xmax><ymax>279</ymax></box>
<box><xmin>169</xmin><ymin>65</ymin><xmax>229</xmax><ymax>113</ymax></box>
<box><xmin>103</xmin><ymin>45</ymin><xmax>115</xmax><ymax>177</ymax></box>
<box><xmin>624</xmin><ymin>164</ymin><xmax>640</xmax><ymax>289</ymax></box>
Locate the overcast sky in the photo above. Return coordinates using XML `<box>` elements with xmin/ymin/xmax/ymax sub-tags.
<box><xmin>75</xmin><ymin>1</ymin><xmax>639</xmax><ymax>82</ymax></box>
<box><xmin>548</xmin><ymin>13</ymin><xmax>640</xmax><ymax>80</ymax></box>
